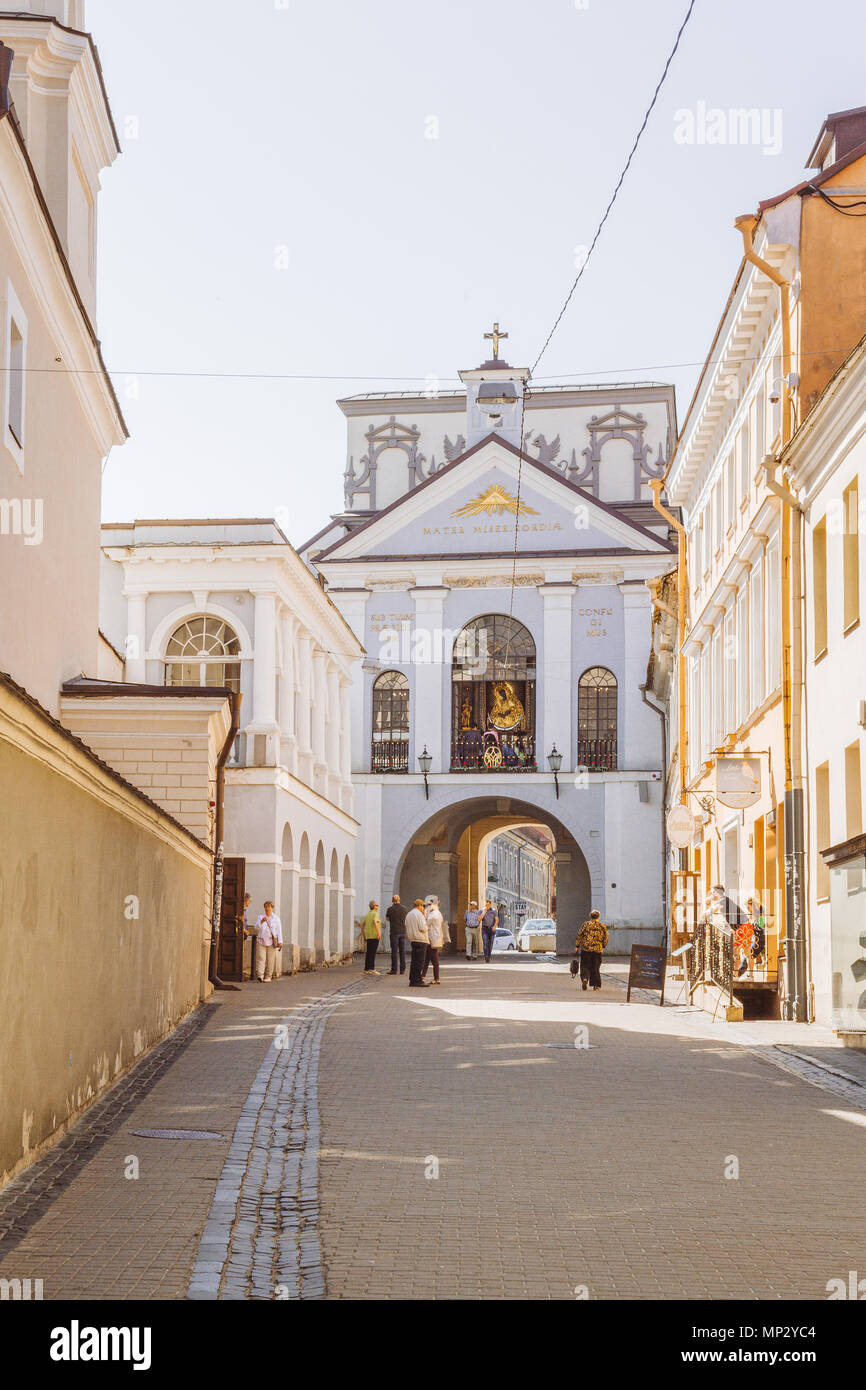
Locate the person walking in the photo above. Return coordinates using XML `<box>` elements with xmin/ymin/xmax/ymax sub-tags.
<box><xmin>242</xmin><ymin>892</ymin><xmax>254</xmax><ymax>980</ymax></box>
<box><xmin>361</xmin><ymin>900</ymin><xmax>382</xmax><ymax>975</ymax></box>
<box><xmin>464</xmin><ymin>900</ymin><xmax>482</xmax><ymax>960</ymax></box>
<box><xmin>575</xmin><ymin>909</ymin><xmax>608</xmax><ymax>991</ymax></box>
<box><xmin>253</xmin><ymin>901</ymin><xmax>283</xmax><ymax>982</ymax></box>
<box><xmin>406</xmin><ymin>898</ymin><xmax>430</xmax><ymax>987</ymax></box>
<box><xmin>385</xmin><ymin>894</ymin><xmax>408</xmax><ymax>976</ymax></box>
<box><xmin>422</xmin><ymin>895</ymin><xmax>445</xmax><ymax>985</ymax></box>
<box><xmin>480</xmin><ymin>899</ymin><xmax>498</xmax><ymax>963</ymax></box>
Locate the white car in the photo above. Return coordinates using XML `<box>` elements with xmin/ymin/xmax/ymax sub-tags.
<box><xmin>517</xmin><ymin>918</ymin><xmax>557</xmax><ymax>952</ymax></box>
<box><xmin>490</xmin><ymin>926</ymin><xmax>517</xmax><ymax>952</ymax></box>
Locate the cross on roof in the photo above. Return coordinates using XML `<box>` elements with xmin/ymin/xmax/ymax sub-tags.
<box><xmin>484</xmin><ymin>322</ymin><xmax>508</xmax><ymax>360</ymax></box>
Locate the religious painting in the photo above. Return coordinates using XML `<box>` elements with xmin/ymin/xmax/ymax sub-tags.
<box><xmin>451</xmin><ymin>614</ymin><xmax>536</xmax><ymax>771</ymax></box>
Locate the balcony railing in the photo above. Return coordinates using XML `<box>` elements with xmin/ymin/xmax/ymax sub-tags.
<box><xmin>577</xmin><ymin>737</ymin><xmax>617</xmax><ymax>771</ymax></box>
<box><xmin>451</xmin><ymin>731</ymin><xmax>536</xmax><ymax>772</ymax></box>
<box><xmin>371</xmin><ymin>738</ymin><xmax>409</xmax><ymax>773</ymax></box>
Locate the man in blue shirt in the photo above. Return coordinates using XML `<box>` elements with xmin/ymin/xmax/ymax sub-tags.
<box><xmin>481</xmin><ymin>900</ymin><xmax>499</xmax><ymax>963</ymax></box>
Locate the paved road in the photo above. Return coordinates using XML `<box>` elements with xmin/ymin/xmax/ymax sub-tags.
<box><xmin>1</xmin><ymin>955</ymin><xmax>864</xmax><ymax>1300</ymax></box>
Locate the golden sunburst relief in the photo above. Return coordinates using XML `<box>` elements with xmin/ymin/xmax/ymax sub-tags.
<box><xmin>452</xmin><ymin>484</ymin><xmax>539</xmax><ymax>519</ymax></box>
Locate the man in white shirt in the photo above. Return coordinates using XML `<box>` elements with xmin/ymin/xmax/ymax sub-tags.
<box><xmin>254</xmin><ymin>901</ymin><xmax>283</xmax><ymax>982</ymax></box>
<box><xmin>405</xmin><ymin>898</ymin><xmax>430</xmax><ymax>988</ymax></box>
<box><xmin>422</xmin><ymin>895</ymin><xmax>446</xmax><ymax>985</ymax></box>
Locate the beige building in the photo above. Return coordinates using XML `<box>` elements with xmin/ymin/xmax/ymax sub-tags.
<box><xmin>0</xmin><ymin>3</ymin><xmax>233</xmax><ymax>1187</ymax></box>
<box><xmin>662</xmin><ymin>105</ymin><xmax>866</xmax><ymax>1027</ymax></box>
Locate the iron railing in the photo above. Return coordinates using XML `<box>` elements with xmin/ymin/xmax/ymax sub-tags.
<box><xmin>451</xmin><ymin>731</ymin><xmax>536</xmax><ymax>772</ymax></box>
<box><xmin>577</xmin><ymin>737</ymin><xmax>617</xmax><ymax>771</ymax></box>
<box><xmin>687</xmin><ymin>920</ymin><xmax>734</xmax><ymax>1003</ymax></box>
<box><xmin>371</xmin><ymin>738</ymin><xmax>409</xmax><ymax>773</ymax></box>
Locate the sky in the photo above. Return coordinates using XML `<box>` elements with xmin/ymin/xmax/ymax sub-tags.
<box><xmin>90</xmin><ymin>0</ymin><xmax>866</xmax><ymax>548</ymax></box>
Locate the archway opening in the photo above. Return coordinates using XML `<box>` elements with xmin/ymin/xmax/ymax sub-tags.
<box><xmin>393</xmin><ymin>795</ymin><xmax>591</xmax><ymax>956</ymax></box>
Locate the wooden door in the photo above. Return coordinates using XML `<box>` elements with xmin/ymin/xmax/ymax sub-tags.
<box><xmin>218</xmin><ymin>857</ymin><xmax>245</xmax><ymax>982</ymax></box>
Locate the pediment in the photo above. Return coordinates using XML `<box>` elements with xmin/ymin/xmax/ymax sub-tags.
<box><xmin>316</xmin><ymin>435</ymin><xmax>672</xmax><ymax>563</ymax></box>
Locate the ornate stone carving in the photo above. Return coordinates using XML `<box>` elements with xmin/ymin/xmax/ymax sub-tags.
<box><xmin>573</xmin><ymin>406</ymin><xmax>668</xmax><ymax>498</ymax></box>
<box><xmin>344</xmin><ymin>416</ymin><xmax>431</xmax><ymax>510</ymax></box>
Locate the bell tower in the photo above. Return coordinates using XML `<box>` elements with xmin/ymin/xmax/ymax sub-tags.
<box><xmin>459</xmin><ymin>324</ymin><xmax>530</xmax><ymax>450</ymax></box>
<box><xmin>0</xmin><ymin>2</ymin><xmax>119</xmax><ymax>316</ymax></box>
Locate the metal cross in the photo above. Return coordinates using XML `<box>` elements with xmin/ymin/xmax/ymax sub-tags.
<box><xmin>484</xmin><ymin>322</ymin><xmax>508</xmax><ymax>360</ymax></box>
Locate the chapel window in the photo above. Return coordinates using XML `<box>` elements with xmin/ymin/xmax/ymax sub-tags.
<box><xmin>371</xmin><ymin>670</ymin><xmax>409</xmax><ymax>772</ymax></box>
<box><xmin>577</xmin><ymin>666</ymin><xmax>617</xmax><ymax>771</ymax></box>
<box><xmin>451</xmin><ymin>614</ymin><xmax>536</xmax><ymax>772</ymax></box>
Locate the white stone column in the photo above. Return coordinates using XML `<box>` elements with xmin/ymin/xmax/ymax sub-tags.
<box><xmin>125</xmin><ymin>591</ymin><xmax>147</xmax><ymax>684</ymax></box>
<box><xmin>338</xmin><ymin>677</ymin><xmax>353</xmax><ymax>812</ymax></box>
<box><xmin>295</xmin><ymin>634</ymin><xmax>314</xmax><ymax>784</ymax></box>
<box><xmin>410</xmin><ymin>586</ymin><xmax>449</xmax><ymax>775</ymax></box>
<box><xmin>620</xmin><ymin>580</ymin><xmax>657</xmax><ymax>769</ymax></box>
<box><xmin>312</xmin><ymin>648</ymin><xmax>328</xmax><ymax>791</ymax></box>
<box><xmin>539</xmin><ymin>584</ymin><xmax>576</xmax><ymax>770</ymax></box>
<box><xmin>326</xmin><ymin>664</ymin><xmax>341</xmax><ymax>801</ymax></box>
<box><xmin>249</xmin><ymin>589</ymin><xmax>280</xmax><ymax>764</ymax></box>
<box><xmin>328</xmin><ymin>589</ymin><xmax>369</xmax><ymax>776</ymax></box>
<box><xmin>279</xmin><ymin>608</ymin><xmax>297</xmax><ymax>774</ymax></box>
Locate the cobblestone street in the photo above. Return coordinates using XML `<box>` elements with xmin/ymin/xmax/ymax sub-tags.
<box><xmin>1</xmin><ymin>955</ymin><xmax>865</xmax><ymax>1301</ymax></box>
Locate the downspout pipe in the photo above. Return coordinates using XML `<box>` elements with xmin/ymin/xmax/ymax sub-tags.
<box><xmin>735</xmin><ymin>214</ymin><xmax>806</xmax><ymax>1022</ymax></box>
<box><xmin>641</xmin><ymin>682</ymin><xmax>669</xmax><ymax>951</ymax></box>
<box><xmin>209</xmin><ymin>690</ymin><xmax>242</xmax><ymax>991</ymax></box>
<box><xmin>649</xmin><ymin>481</ymin><xmax>688</xmax><ymax>815</ymax></box>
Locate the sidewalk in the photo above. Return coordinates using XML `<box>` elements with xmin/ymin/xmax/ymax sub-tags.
<box><xmin>0</xmin><ymin>961</ymin><xmax>362</xmax><ymax>1300</ymax></box>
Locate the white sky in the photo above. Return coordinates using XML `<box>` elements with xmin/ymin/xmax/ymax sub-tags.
<box><xmin>91</xmin><ymin>0</ymin><xmax>866</xmax><ymax>547</ymax></box>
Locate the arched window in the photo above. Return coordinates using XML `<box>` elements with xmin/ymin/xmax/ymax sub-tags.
<box><xmin>371</xmin><ymin>670</ymin><xmax>409</xmax><ymax>772</ymax></box>
<box><xmin>578</xmin><ymin>667</ymin><xmax>617</xmax><ymax>770</ymax></box>
<box><xmin>165</xmin><ymin>616</ymin><xmax>241</xmax><ymax>691</ymax></box>
<box><xmin>452</xmin><ymin>614</ymin><xmax>536</xmax><ymax>771</ymax></box>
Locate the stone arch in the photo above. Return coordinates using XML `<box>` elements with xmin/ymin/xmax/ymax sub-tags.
<box><xmin>280</xmin><ymin>823</ymin><xmax>295</xmax><ymax>954</ymax></box>
<box><xmin>384</xmin><ymin>791</ymin><xmax>601</xmax><ymax>956</ymax></box>
<box><xmin>342</xmin><ymin>854</ymin><xmax>352</xmax><ymax>953</ymax></box>
<box><xmin>314</xmin><ymin>841</ymin><xmax>327</xmax><ymax>962</ymax></box>
<box><xmin>297</xmin><ymin>832</ymin><xmax>312</xmax><ymax>969</ymax></box>
<box><xmin>328</xmin><ymin>848</ymin><xmax>340</xmax><ymax>959</ymax></box>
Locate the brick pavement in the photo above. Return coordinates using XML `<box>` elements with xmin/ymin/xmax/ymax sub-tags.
<box><xmin>1</xmin><ymin>953</ymin><xmax>865</xmax><ymax>1301</ymax></box>
<box><xmin>315</xmin><ymin>956</ymin><xmax>866</xmax><ymax>1300</ymax></box>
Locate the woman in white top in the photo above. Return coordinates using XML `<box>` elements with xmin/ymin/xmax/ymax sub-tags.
<box><xmin>423</xmin><ymin>896</ymin><xmax>446</xmax><ymax>985</ymax></box>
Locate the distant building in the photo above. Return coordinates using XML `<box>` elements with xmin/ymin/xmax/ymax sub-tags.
<box><xmin>486</xmin><ymin>826</ymin><xmax>554</xmax><ymax>929</ymax></box>
<box><xmin>302</xmin><ymin>337</ymin><xmax>674</xmax><ymax>955</ymax></box>
<box><xmin>99</xmin><ymin>519</ymin><xmax>363</xmax><ymax>972</ymax></box>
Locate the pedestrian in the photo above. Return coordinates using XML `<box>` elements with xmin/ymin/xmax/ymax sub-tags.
<box><xmin>464</xmin><ymin>900</ymin><xmax>482</xmax><ymax>960</ymax></box>
<box><xmin>405</xmin><ymin>898</ymin><xmax>430</xmax><ymax>987</ymax></box>
<box><xmin>746</xmin><ymin>897</ymin><xmax>766</xmax><ymax>969</ymax></box>
<box><xmin>480</xmin><ymin>898</ymin><xmax>498</xmax><ymax>962</ymax></box>
<box><xmin>242</xmin><ymin>892</ymin><xmax>254</xmax><ymax>979</ymax></box>
<box><xmin>253</xmin><ymin>901</ymin><xmax>283</xmax><ymax>982</ymax></box>
<box><xmin>361</xmin><ymin>899</ymin><xmax>382</xmax><ymax>975</ymax></box>
<box><xmin>575</xmin><ymin>909</ymin><xmax>608</xmax><ymax>991</ymax></box>
<box><xmin>422</xmin><ymin>895</ymin><xmax>445</xmax><ymax>985</ymax></box>
<box><xmin>385</xmin><ymin>893</ymin><xmax>408</xmax><ymax>976</ymax></box>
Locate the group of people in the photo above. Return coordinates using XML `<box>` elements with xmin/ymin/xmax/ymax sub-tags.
<box><xmin>360</xmin><ymin>894</ymin><xmax>451</xmax><ymax>987</ymax></box>
<box><xmin>462</xmin><ymin>900</ymin><xmax>502</xmax><ymax>962</ymax></box>
<box><xmin>241</xmin><ymin>893</ymin><xmax>284</xmax><ymax>982</ymax></box>
<box><xmin>704</xmin><ymin>887</ymin><xmax>767</xmax><ymax>978</ymax></box>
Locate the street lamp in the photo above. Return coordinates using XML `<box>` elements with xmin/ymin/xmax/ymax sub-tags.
<box><xmin>418</xmin><ymin>745</ymin><xmax>432</xmax><ymax>799</ymax></box>
<box><xmin>547</xmin><ymin>744</ymin><xmax>563</xmax><ymax>799</ymax></box>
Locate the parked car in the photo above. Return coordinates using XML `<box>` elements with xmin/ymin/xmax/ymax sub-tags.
<box><xmin>490</xmin><ymin>926</ymin><xmax>517</xmax><ymax>952</ymax></box>
<box><xmin>517</xmin><ymin>918</ymin><xmax>557</xmax><ymax>952</ymax></box>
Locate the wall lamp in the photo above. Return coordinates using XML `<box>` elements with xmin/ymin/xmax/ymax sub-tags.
<box><xmin>418</xmin><ymin>745</ymin><xmax>432</xmax><ymax>799</ymax></box>
<box><xmin>547</xmin><ymin>745</ymin><xmax>563</xmax><ymax>799</ymax></box>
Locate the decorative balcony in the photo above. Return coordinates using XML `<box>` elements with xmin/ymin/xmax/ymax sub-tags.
<box><xmin>451</xmin><ymin>730</ymin><xmax>536</xmax><ymax>773</ymax></box>
<box><xmin>371</xmin><ymin>738</ymin><xmax>409</xmax><ymax>773</ymax></box>
<box><xmin>577</xmin><ymin>737</ymin><xmax>617</xmax><ymax>772</ymax></box>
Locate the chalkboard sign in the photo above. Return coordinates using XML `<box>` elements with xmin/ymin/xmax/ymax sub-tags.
<box><xmin>626</xmin><ymin>944</ymin><xmax>667</xmax><ymax>1005</ymax></box>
